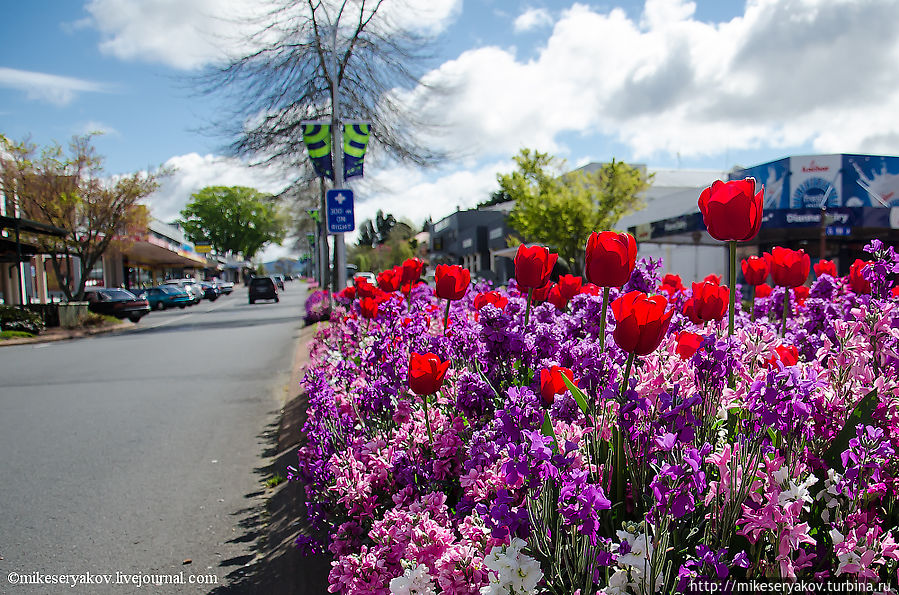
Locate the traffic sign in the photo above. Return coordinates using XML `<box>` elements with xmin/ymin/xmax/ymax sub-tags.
<box><xmin>326</xmin><ymin>189</ymin><xmax>355</xmax><ymax>233</ymax></box>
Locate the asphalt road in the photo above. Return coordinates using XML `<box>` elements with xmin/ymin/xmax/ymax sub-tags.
<box><xmin>0</xmin><ymin>282</ymin><xmax>308</xmax><ymax>593</ymax></box>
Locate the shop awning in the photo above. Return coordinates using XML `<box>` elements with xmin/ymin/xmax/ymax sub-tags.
<box><xmin>124</xmin><ymin>236</ymin><xmax>208</xmax><ymax>268</ymax></box>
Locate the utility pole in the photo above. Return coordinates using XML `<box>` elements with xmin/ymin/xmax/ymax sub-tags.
<box><xmin>330</xmin><ymin>24</ymin><xmax>347</xmax><ymax>292</ymax></box>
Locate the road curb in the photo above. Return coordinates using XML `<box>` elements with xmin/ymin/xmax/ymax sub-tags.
<box><xmin>0</xmin><ymin>320</ymin><xmax>133</xmax><ymax>347</ymax></box>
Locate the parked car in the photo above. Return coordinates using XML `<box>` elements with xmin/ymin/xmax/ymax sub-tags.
<box><xmin>138</xmin><ymin>285</ymin><xmax>192</xmax><ymax>310</ymax></box>
<box><xmin>163</xmin><ymin>279</ymin><xmax>203</xmax><ymax>304</ymax></box>
<box><xmin>83</xmin><ymin>287</ymin><xmax>151</xmax><ymax>323</ymax></box>
<box><xmin>353</xmin><ymin>272</ymin><xmax>376</xmax><ymax>285</ymax></box>
<box><xmin>199</xmin><ymin>281</ymin><xmax>220</xmax><ymax>301</ymax></box>
<box><xmin>209</xmin><ymin>278</ymin><xmax>234</xmax><ymax>294</ymax></box>
<box><xmin>272</xmin><ymin>275</ymin><xmax>285</xmax><ymax>290</ymax></box>
<box><xmin>248</xmin><ymin>276</ymin><xmax>278</xmax><ymax>304</ymax></box>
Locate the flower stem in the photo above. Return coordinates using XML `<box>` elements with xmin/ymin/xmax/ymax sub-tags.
<box><xmin>750</xmin><ymin>285</ymin><xmax>756</xmax><ymax>323</ymax></box>
<box><xmin>781</xmin><ymin>288</ymin><xmax>789</xmax><ymax>337</ymax></box>
<box><xmin>728</xmin><ymin>240</ymin><xmax>736</xmax><ymax>337</ymax></box>
<box><xmin>616</xmin><ymin>351</ymin><xmax>636</xmax><ymax>513</ymax></box>
<box><xmin>422</xmin><ymin>392</ymin><xmax>434</xmax><ymax>445</ymax></box>
<box><xmin>443</xmin><ymin>299</ymin><xmax>451</xmax><ymax>335</ymax></box>
<box><xmin>524</xmin><ymin>287</ymin><xmax>534</xmax><ymax>326</ymax></box>
<box><xmin>599</xmin><ymin>286</ymin><xmax>610</xmax><ymax>352</ymax></box>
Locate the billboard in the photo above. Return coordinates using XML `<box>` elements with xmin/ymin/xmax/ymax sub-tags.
<box><xmin>789</xmin><ymin>155</ymin><xmax>842</xmax><ymax>208</ymax></box>
<box><xmin>731</xmin><ymin>154</ymin><xmax>899</xmax><ymax>209</ymax></box>
<box><xmin>842</xmin><ymin>154</ymin><xmax>899</xmax><ymax>207</ymax></box>
<box><xmin>732</xmin><ymin>157</ymin><xmax>789</xmax><ymax>209</ymax></box>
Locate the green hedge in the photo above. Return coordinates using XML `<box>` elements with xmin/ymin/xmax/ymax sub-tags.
<box><xmin>0</xmin><ymin>305</ymin><xmax>45</xmax><ymax>335</ymax></box>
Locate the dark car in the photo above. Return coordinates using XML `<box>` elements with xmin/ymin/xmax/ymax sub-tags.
<box><xmin>199</xmin><ymin>281</ymin><xmax>220</xmax><ymax>301</ymax></box>
<box><xmin>138</xmin><ymin>285</ymin><xmax>192</xmax><ymax>310</ymax></box>
<box><xmin>248</xmin><ymin>277</ymin><xmax>278</xmax><ymax>304</ymax></box>
<box><xmin>84</xmin><ymin>288</ymin><xmax>151</xmax><ymax>322</ymax></box>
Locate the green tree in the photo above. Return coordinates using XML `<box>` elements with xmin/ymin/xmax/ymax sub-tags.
<box><xmin>348</xmin><ymin>221</ymin><xmax>416</xmax><ymax>273</ymax></box>
<box><xmin>0</xmin><ymin>134</ymin><xmax>162</xmax><ymax>300</ymax></box>
<box><xmin>356</xmin><ymin>210</ymin><xmax>399</xmax><ymax>248</ymax></box>
<box><xmin>179</xmin><ymin>186</ymin><xmax>287</xmax><ymax>260</ymax></box>
<box><xmin>502</xmin><ymin>149</ymin><xmax>650</xmax><ymax>276</ymax></box>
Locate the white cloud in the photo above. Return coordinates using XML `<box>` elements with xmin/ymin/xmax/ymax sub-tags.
<box><xmin>76</xmin><ymin>121</ymin><xmax>119</xmax><ymax>137</ymax></box>
<box><xmin>145</xmin><ymin>153</ymin><xmax>293</xmax><ymax>223</ymax></box>
<box><xmin>354</xmin><ymin>159</ymin><xmax>508</xmax><ymax>233</ymax></box>
<box><xmin>405</xmin><ymin>0</ymin><xmax>899</xmax><ymax>160</ymax></box>
<box><xmin>0</xmin><ymin>67</ymin><xmax>112</xmax><ymax>106</ymax></box>
<box><xmin>82</xmin><ymin>0</ymin><xmax>462</xmax><ymax>70</ymax></box>
<box><xmin>514</xmin><ymin>8</ymin><xmax>553</xmax><ymax>32</ymax></box>
<box><xmin>83</xmin><ymin>0</ymin><xmax>256</xmax><ymax>70</ymax></box>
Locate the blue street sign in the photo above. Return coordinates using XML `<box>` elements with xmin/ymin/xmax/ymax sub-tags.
<box><xmin>825</xmin><ymin>225</ymin><xmax>851</xmax><ymax>236</ymax></box>
<box><xmin>326</xmin><ymin>189</ymin><xmax>355</xmax><ymax>233</ymax></box>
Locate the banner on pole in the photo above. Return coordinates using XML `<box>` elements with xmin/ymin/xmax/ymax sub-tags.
<box><xmin>302</xmin><ymin>122</ymin><xmax>334</xmax><ymax>180</ymax></box>
<box><xmin>343</xmin><ymin>123</ymin><xmax>370</xmax><ymax>180</ymax></box>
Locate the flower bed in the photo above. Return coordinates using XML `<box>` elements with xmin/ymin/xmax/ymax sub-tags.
<box><xmin>292</xmin><ymin>236</ymin><xmax>899</xmax><ymax>593</ymax></box>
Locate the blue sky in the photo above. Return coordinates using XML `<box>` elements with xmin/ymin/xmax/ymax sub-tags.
<box><xmin>3</xmin><ymin>0</ymin><xmax>898</xmax><ymax>259</ymax></box>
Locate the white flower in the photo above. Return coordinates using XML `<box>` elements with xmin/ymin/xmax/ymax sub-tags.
<box><xmin>389</xmin><ymin>563</ymin><xmax>436</xmax><ymax>595</ymax></box>
<box><xmin>777</xmin><ymin>474</ymin><xmax>817</xmax><ymax>508</ymax></box>
<box><xmin>481</xmin><ymin>538</ymin><xmax>543</xmax><ymax>595</ymax></box>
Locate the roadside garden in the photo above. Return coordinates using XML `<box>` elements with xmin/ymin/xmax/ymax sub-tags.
<box><xmin>293</xmin><ymin>180</ymin><xmax>899</xmax><ymax>594</ymax></box>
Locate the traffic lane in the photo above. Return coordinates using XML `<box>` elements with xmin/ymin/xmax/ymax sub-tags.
<box><xmin>0</xmin><ymin>284</ymin><xmax>307</xmax><ymax>591</ymax></box>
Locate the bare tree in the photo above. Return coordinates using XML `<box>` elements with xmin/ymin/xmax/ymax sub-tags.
<box><xmin>202</xmin><ymin>0</ymin><xmax>447</xmax><ymax>170</ymax></box>
<box><xmin>0</xmin><ymin>134</ymin><xmax>166</xmax><ymax>300</ymax></box>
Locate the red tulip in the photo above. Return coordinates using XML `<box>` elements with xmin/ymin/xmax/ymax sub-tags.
<box><xmin>532</xmin><ymin>282</ymin><xmax>554</xmax><ymax>304</ymax></box>
<box><xmin>794</xmin><ymin>286</ymin><xmax>809</xmax><ymax>306</ymax></box>
<box><xmin>579</xmin><ymin>283</ymin><xmax>602</xmax><ymax>296</ymax></box>
<box><xmin>767</xmin><ymin>344</ymin><xmax>799</xmax><ymax>368</ymax></box>
<box><xmin>683</xmin><ymin>282</ymin><xmax>729</xmax><ymax>324</ymax></box>
<box><xmin>703</xmin><ymin>274</ymin><xmax>722</xmax><ymax>286</ymax></box>
<box><xmin>698</xmin><ymin>178</ymin><xmax>764</xmax><ymax>242</ymax></box>
<box><xmin>435</xmin><ymin>264</ymin><xmax>471</xmax><ymax>301</ymax></box>
<box><xmin>892</xmin><ymin>286</ymin><xmax>899</xmax><ymax>299</ymax></box>
<box><xmin>585</xmin><ymin>231</ymin><xmax>637</xmax><ymax>287</ymax></box>
<box><xmin>401</xmin><ymin>258</ymin><xmax>424</xmax><ymax>285</ymax></box>
<box><xmin>769</xmin><ymin>247</ymin><xmax>810</xmax><ymax>288</ymax></box>
<box><xmin>675</xmin><ymin>331</ymin><xmax>702</xmax><ymax>359</ymax></box>
<box><xmin>548</xmin><ymin>274</ymin><xmax>582</xmax><ymax>308</ymax></box>
<box><xmin>658</xmin><ymin>274</ymin><xmax>685</xmax><ymax>297</ymax></box>
<box><xmin>408</xmin><ymin>352</ymin><xmax>450</xmax><ymax>396</ymax></box>
<box><xmin>514</xmin><ymin>245</ymin><xmax>557</xmax><ymax>289</ymax></box>
<box><xmin>539</xmin><ymin>366</ymin><xmax>574</xmax><ymax>407</ymax></box>
<box><xmin>359</xmin><ymin>297</ymin><xmax>379</xmax><ymax>319</ymax></box>
<box><xmin>848</xmin><ymin>259</ymin><xmax>872</xmax><ymax>294</ymax></box>
<box><xmin>610</xmin><ymin>291</ymin><xmax>673</xmax><ymax>356</ymax></box>
<box><xmin>473</xmin><ymin>291</ymin><xmax>509</xmax><ymax>311</ymax></box>
<box><xmin>338</xmin><ymin>286</ymin><xmax>356</xmax><ymax>300</ymax></box>
<box><xmin>557</xmin><ymin>274</ymin><xmax>583</xmax><ymax>300</ymax></box>
<box><xmin>814</xmin><ymin>259</ymin><xmax>837</xmax><ymax>278</ymax></box>
<box><xmin>355</xmin><ymin>276</ymin><xmax>380</xmax><ymax>299</ymax></box>
<box><xmin>377</xmin><ymin>266</ymin><xmax>402</xmax><ymax>293</ymax></box>
<box><xmin>755</xmin><ymin>283</ymin><xmax>772</xmax><ymax>298</ymax></box>
<box><xmin>741</xmin><ymin>255</ymin><xmax>770</xmax><ymax>286</ymax></box>
<box><xmin>661</xmin><ymin>274</ymin><xmax>685</xmax><ymax>291</ymax></box>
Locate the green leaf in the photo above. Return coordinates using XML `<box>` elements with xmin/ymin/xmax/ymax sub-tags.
<box><xmin>560</xmin><ymin>373</ymin><xmax>590</xmax><ymax>415</ymax></box>
<box><xmin>541</xmin><ymin>411</ymin><xmax>559</xmax><ymax>453</ymax></box>
<box><xmin>475</xmin><ymin>359</ymin><xmax>501</xmax><ymax>399</ymax></box>
<box><xmin>823</xmin><ymin>389</ymin><xmax>878</xmax><ymax>470</ymax></box>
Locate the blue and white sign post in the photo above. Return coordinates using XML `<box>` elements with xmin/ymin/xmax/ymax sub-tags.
<box><xmin>326</xmin><ymin>189</ymin><xmax>355</xmax><ymax>233</ymax></box>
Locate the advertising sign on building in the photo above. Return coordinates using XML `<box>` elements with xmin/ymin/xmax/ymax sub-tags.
<box><xmin>789</xmin><ymin>154</ymin><xmax>842</xmax><ymax>209</ymax></box>
<box><xmin>733</xmin><ymin>157</ymin><xmax>789</xmax><ymax>209</ymax></box>
<box><xmin>842</xmin><ymin>154</ymin><xmax>899</xmax><ymax>207</ymax></box>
